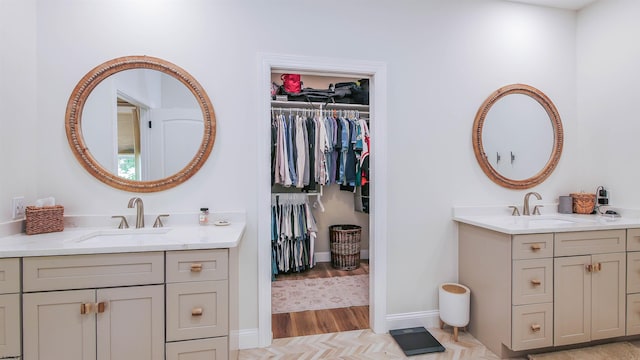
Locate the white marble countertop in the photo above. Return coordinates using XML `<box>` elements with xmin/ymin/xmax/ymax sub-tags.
<box><xmin>453</xmin><ymin>205</ymin><xmax>640</xmax><ymax>234</ymax></box>
<box><xmin>0</xmin><ymin>211</ymin><xmax>246</xmax><ymax>258</ymax></box>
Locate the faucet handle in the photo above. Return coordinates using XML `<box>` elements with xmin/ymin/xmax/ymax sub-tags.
<box><xmin>509</xmin><ymin>206</ymin><xmax>521</xmax><ymax>216</ymax></box>
<box><xmin>112</xmin><ymin>215</ymin><xmax>129</xmax><ymax>229</ymax></box>
<box><xmin>153</xmin><ymin>214</ymin><xmax>170</xmax><ymax>228</ymax></box>
<box><xmin>533</xmin><ymin>205</ymin><xmax>544</xmax><ymax>215</ymax></box>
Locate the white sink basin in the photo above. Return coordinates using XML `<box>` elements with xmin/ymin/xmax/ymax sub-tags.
<box><xmin>526</xmin><ymin>218</ymin><xmax>578</xmax><ymax>226</ymax></box>
<box><xmin>472</xmin><ymin>214</ymin><xmax>598</xmax><ymax>229</ymax></box>
<box><xmin>69</xmin><ymin>227</ymin><xmax>172</xmax><ymax>245</ymax></box>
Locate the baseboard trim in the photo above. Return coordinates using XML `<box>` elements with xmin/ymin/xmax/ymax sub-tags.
<box><xmin>386</xmin><ymin>310</ymin><xmax>441</xmax><ymax>331</ymax></box>
<box><xmin>238</xmin><ymin>328</ymin><xmax>260</xmax><ymax>350</ymax></box>
<box><xmin>238</xmin><ymin>309</ymin><xmax>440</xmax><ymax>350</ymax></box>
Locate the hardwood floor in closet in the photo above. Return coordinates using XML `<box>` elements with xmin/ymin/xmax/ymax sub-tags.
<box><xmin>272</xmin><ymin>260</ymin><xmax>370</xmax><ymax>339</ymax></box>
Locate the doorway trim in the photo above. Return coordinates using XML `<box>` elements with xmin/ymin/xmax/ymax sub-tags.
<box><xmin>257</xmin><ymin>53</ymin><xmax>388</xmax><ymax>346</ymax></box>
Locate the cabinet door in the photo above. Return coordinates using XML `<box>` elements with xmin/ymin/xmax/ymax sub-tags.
<box><xmin>23</xmin><ymin>290</ymin><xmax>96</xmax><ymax>360</ymax></box>
<box><xmin>554</xmin><ymin>255</ymin><xmax>591</xmax><ymax>346</ymax></box>
<box><xmin>627</xmin><ymin>252</ymin><xmax>640</xmax><ymax>294</ymax></box>
<box><xmin>512</xmin><ymin>258</ymin><xmax>553</xmax><ymax>305</ymax></box>
<box><xmin>627</xmin><ymin>293</ymin><xmax>640</xmax><ymax>335</ymax></box>
<box><xmin>511</xmin><ymin>303</ymin><xmax>553</xmax><ymax>351</ymax></box>
<box><xmin>167</xmin><ymin>280</ymin><xmax>229</xmax><ymax>341</ymax></box>
<box><xmin>166</xmin><ymin>337</ymin><xmax>229</xmax><ymax>360</ymax></box>
<box><xmin>591</xmin><ymin>252</ymin><xmax>625</xmax><ymax>340</ymax></box>
<box><xmin>0</xmin><ymin>294</ymin><xmax>20</xmax><ymax>358</ymax></box>
<box><xmin>96</xmin><ymin>285</ymin><xmax>164</xmax><ymax>360</ymax></box>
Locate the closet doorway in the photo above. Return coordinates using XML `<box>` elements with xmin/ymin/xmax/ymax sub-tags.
<box><xmin>270</xmin><ymin>72</ymin><xmax>370</xmax><ymax>337</ymax></box>
<box><xmin>257</xmin><ymin>54</ymin><xmax>388</xmax><ymax>347</ymax></box>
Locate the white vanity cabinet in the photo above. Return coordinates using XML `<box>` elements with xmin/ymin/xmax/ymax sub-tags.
<box><xmin>165</xmin><ymin>249</ymin><xmax>230</xmax><ymax>360</ymax></box>
<box><xmin>459</xmin><ymin>224</ymin><xmax>629</xmax><ymax>358</ymax></box>
<box><xmin>22</xmin><ymin>252</ymin><xmax>166</xmax><ymax>360</ymax></box>
<box><xmin>0</xmin><ymin>258</ymin><xmax>21</xmax><ymax>359</ymax></box>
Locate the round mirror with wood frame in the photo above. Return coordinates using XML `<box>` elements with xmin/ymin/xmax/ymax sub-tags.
<box><xmin>65</xmin><ymin>55</ymin><xmax>216</xmax><ymax>192</ymax></box>
<box><xmin>472</xmin><ymin>84</ymin><xmax>563</xmax><ymax>189</ymax></box>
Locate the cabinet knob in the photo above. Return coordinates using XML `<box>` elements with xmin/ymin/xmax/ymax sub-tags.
<box><xmin>192</xmin><ymin>307</ymin><xmax>204</xmax><ymax>316</ymax></box>
<box><xmin>531</xmin><ymin>324</ymin><xmax>541</xmax><ymax>332</ymax></box>
<box><xmin>80</xmin><ymin>303</ymin><xmax>92</xmax><ymax>315</ymax></box>
<box><xmin>97</xmin><ymin>301</ymin><xmax>106</xmax><ymax>314</ymax></box>
<box><xmin>530</xmin><ymin>244</ymin><xmax>541</xmax><ymax>251</ymax></box>
<box><xmin>595</xmin><ymin>262</ymin><xmax>602</xmax><ymax>272</ymax></box>
<box><xmin>586</xmin><ymin>264</ymin><xmax>593</xmax><ymax>272</ymax></box>
<box><xmin>530</xmin><ymin>279</ymin><xmax>542</xmax><ymax>286</ymax></box>
<box><xmin>190</xmin><ymin>263</ymin><xmax>203</xmax><ymax>272</ymax></box>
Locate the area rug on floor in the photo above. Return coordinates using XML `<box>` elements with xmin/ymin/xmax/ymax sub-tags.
<box><xmin>272</xmin><ymin>274</ymin><xmax>368</xmax><ymax>313</ymax></box>
<box><xmin>528</xmin><ymin>342</ymin><xmax>640</xmax><ymax>360</ymax></box>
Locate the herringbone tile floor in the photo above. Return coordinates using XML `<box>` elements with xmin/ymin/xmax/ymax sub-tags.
<box><xmin>239</xmin><ymin>327</ymin><xmax>503</xmax><ymax>359</ymax></box>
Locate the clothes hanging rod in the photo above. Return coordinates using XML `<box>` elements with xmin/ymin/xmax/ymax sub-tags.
<box><xmin>271</xmin><ymin>108</ymin><xmax>369</xmax><ymax>116</ymax></box>
<box><xmin>270</xmin><ymin>100</ymin><xmax>369</xmax><ymax>111</ymax></box>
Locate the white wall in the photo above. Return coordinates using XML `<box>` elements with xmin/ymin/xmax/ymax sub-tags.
<box><xmin>0</xmin><ymin>0</ymin><xmax>38</xmax><ymax>222</ymax></box>
<box><xmin>1</xmin><ymin>0</ymin><xmax>580</xmax><ymax>334</ymax></box>
<box><xmin>577</xmin><ymin>0</ymin><xmax>640</xmax><ymax>206</ymax></box>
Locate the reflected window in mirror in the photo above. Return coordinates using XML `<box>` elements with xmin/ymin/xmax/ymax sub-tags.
<box><xmin>472</xmin><ymin>84</ymin><xmax>563</xmax><ymax>189</ymax></box>
<box><xmin>117</xmin><ymin>98</ymin><xmax>142</xmax><ymax>180</ymax></box>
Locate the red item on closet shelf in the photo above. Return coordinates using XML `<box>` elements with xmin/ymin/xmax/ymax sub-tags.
<box><xmin>281</xmin><ymin>74</ymin><xmax>301</xmax><ymax>94</ymax></box>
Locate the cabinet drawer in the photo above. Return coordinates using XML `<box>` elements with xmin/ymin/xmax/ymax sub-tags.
<box><xmin>512</xmin><ymin>259</ymin><xmax>553</xmax><ymax>305</ymax></box>
<box><xmin>166</xmin><ymin>249</ymin><xmax>228</xmax><ymax>283</ymax></box>
<box><xmin>512</xmin><ymin>234</ymin><xmax>553</xmax><ymax>260</ymax></box>
<box><xmin>167</xmin><ymin>281</ymin><xmax>229</xmax><ymax>341</ymax></box>
<box><xmin>0</xmin><ymin>294</ymin><xmax>20</xmax><ymax>358</ymax></box>
<box><xmin>628</xmin><ymin>229</ymin><xmax>640</xmax><ymax>251</ymax></box>
<box><xmin>628</xmin><ymin>252</ymin><xmax>640</xmax><ymax>294</ymax></box>
<box><xmin>23</xmin><ymin>252</ymin><xmax>164</xmax><ymax>291</ymax></box>
<box><xmin>628</xmin><ymin>293</ymin><xmax>640</xmax><ymax>336</ymax></box>
<box><xmin>511</xmin><ymin>303</ymin><xmax>553</xmax><ymax>351</ymax></box>
<box><xmin>0</xmin><ymin>259</ymin><xmax>19</xmax><ymax>294</ymax></box>
<box><xmin>555</xmin><ymin>230</ymin><xmax>626</xmax><ymax>256</ymax></box>
<box><xmin>166</xmin><ymin>337</ymin><xmax>228</xmax><ymax>360</ymax></box>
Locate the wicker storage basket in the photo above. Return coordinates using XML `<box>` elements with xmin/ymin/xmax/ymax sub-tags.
<box><xmin>25</xmin><ymin>205</ymin><xmax>64</xmax><ymax>235</ymax></box>
<box><xmin>570</xmin><ymin>193</ymin><xmax>596</xmax><ymax>214</ymax></box>
<box><xmin>329</xmin><ymin>224</ymin><xmax>362</xmax><ymax>270</ymax></box>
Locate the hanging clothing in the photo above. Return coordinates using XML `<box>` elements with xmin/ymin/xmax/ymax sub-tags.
<box><xmin>271</xmin><ymin>109</ymin><xmax>368</xmax><ymax>190</ymax></box>
<box><xmin>271</xmin><ymin>194</ymin><xmax>318</xmax><ymax>278</ymax></box>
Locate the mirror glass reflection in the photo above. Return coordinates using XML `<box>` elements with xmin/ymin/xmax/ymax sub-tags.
<box><xmin>472</xmin><ymin>84</ymin><xmax>563</xmax><ymax>189</ymax></box>
<box><xmin>481</xmin><ymin>93</ymin><xmax>553</xmax><ymax>180</ymax></box>
<box><xmin>82</xmin><ymin>69</ymin><xmax>204</xmax><ymax>182</ymax></box>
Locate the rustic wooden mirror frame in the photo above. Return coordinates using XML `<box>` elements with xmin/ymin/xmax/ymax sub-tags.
<box><xmin>472</xmin><ymin>84</ymin><xmax>563</xmax><ymax>190</ymax></box>
<box><xmin>65</xmin><ymin>55</ymin><xmax>216</xmax><ymax>192</ymax></box>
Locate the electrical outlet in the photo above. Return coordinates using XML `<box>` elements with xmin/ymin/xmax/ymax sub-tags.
<box><xmin>11</xmin><ymin>196</ymin><xmax>25</xmax><ymax>219</ymax></box>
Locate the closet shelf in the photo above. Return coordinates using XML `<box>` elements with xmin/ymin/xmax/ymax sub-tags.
<box><xmin>271</xmin><ymin>100</ymin><xmax>369</xmax><ymax>112</ymax></box>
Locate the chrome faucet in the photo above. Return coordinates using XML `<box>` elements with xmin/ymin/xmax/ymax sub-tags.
<box><xmin>523</xmin><ymin>192</ymin><xmax>542</xmax><ymax>216</ymax></box>
<box><xmin>127</xmin><ymin>197</ymin><xmax>145</xmax><ymax>228</ymax></box>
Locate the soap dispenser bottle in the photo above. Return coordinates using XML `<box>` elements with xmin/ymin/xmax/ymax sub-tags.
<box><xmin>199</xmin><ymin>208</ymin><xmax>209</xmax><ymax>225</ymax></box>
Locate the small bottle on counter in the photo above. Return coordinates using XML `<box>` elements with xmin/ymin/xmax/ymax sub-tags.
<box><xmin>199</xmin><ymin>208</ymin><xmax>209</xmax><ymax>225</ymax></box>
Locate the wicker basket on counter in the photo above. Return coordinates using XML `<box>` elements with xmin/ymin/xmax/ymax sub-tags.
<box><xmin>570</xmin><ymin>193</ymin><xmax>596</xmax><ymax>214</ymax></box>
<box><xmin>25</xmin><ymin>205</ymin><xmax>64</xmax><ymax>235</ymax></box>
<box><xmin>329</xmin><ymin>224</ymin><xmax>362</xmax><ymax>271</ymax></box>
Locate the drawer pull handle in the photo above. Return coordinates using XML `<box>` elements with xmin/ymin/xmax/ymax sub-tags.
<box><xmin>80</xmin><ymin>303</ymin><xmax>92</xmax><ymax>315</ymax></box>
<box><xmin>531</xmin><ymin>279</ymin><xmax>542</xmax><ymax>286</ymax></box>
<box><xmin>531</xmin><ymin>324</ymin><xmax>541</xmax><ymax>332</ymax></box>
<box><xmin>530</xmin><ymin>244</ymin><xmax>541</xmax><ymax>251</ymax></box>
<box><xmin>97</xmin><ymin>302</ymin><xmax>106</xmax><ymax>314</ymax></box>
<box><xmin>192</xmin><ymin>307</ymin><xmax>204</xmax><ymax>316</ymax></box>
<box><xmin>190</xmin><ymin>263</ymin><xmax>203</xmax><ymax>272</ymax></box>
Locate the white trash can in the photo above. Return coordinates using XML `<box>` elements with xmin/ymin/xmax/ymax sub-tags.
<box><xmin>438</xmin><ymin>283</ymin><xmax>470</xmax><ymax>341</ymax></box>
